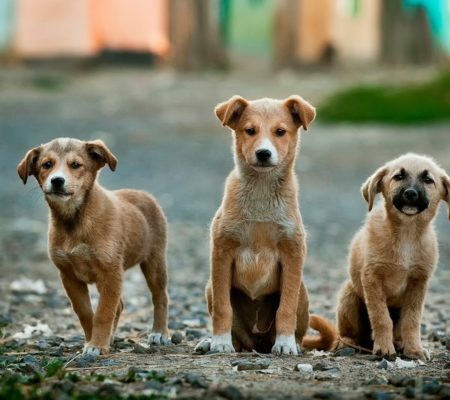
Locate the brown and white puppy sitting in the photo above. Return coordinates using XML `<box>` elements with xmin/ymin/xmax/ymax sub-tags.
<box><xmin>17</xmin><ymin>138</ymin><xmax>169</xmax><ymax>356</ymax></box>
<box><xmin>198</xmin><ymin>95</ymin><xmax>336</xmax><ymax>355</ymax></box>
<box><xmin>337</xmin><ymin>153</ymin><xmax>450</xmax><ymax>361</ymax></box>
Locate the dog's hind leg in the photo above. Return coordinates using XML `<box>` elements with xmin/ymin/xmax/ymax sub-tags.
<box><xmin>337</xmin><ymin>281</ymin><xmax>367</xmax><ymax>349</ymax></box>
<box><xmin>295</xmin><ymin>281</ymin><xmax>309</xmax><ymax>351</ymax></box>
<box><xmin>110</xmin><ymin>298</ymin><xmax>124</xmax><ymax>345</ymax></box>
<box><xmin>140</xmin><ymin>253</ymin><xmax>169</xmax><ymax>345</ymax></box>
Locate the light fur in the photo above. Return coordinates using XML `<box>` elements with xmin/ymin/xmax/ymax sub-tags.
<box><xmin>17</xmin><ymin>138</ymin><xmax>170</xmax><ymax>354</ymax></box>
<box><xmin>337</xmin><ymin>153</ymin><xmax>450</xmax><ymax>360</ymax></box>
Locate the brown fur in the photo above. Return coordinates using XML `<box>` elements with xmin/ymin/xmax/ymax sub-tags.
<box><xmin>17</xmin><ymin>138</ymin><xmax>169</xmax><ymax>355</ymax></box>
<box><xmin>337</xmin><ymin>153</ymin><xmax>450</xmax><ymax>360</ymax></box>
<box><xmin>204</xmin><ymin>95</ymin><xmax>335</xmax><ymax>354</ymax></box>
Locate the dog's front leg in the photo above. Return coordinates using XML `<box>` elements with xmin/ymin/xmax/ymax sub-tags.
<box><xmin>273</xmin><ymin>240</ymin><xmax>304</xmax><ymax>355</ymax></box>
<box><xmin>60</xmin><ymin>271</ymin><xmax>94</xmax><ymax>342</ymax></box>
<box><xmin>210</xmin><ymin>242</ymin><xmax>235</xmax><ymax>353</ymax></box>
<box><xmin>362</xmin><ymin>266</ymin><xmax>396</xmax><ymax>357</ymax></box>
<box><xmin>84</xmin><ymin>269</ymin><xmax>123</xmax><ymax>356</ymax></box>
<box><xmin>400</xmin><ymin>278</ymin><xmax>430</xmax><ymax>361</ymax></box>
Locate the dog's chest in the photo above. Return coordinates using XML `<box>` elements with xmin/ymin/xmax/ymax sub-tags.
<box><xmin>51</xmin><ymin>243</ymin><xmax>97</xmax><ymax>283</ymax></box>
<box><xmin>232</xmin><ymin>223</ymin><xmax>280</xmax><ymax>299</ymax></box>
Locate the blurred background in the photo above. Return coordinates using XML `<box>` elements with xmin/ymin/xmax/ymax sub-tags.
<box><xmin>0</xmin><ymin>0</ymin><xmax>449</xmax><ymax>342</ymax></box>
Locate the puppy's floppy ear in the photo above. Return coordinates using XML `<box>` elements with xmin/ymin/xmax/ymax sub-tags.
<box><xmin>215</xmin><ymin>95</ymin><xmax>249</xmax><ymax>130</ymax></box>
<box><xmin>85</xmin><ymin>140</ymin><xmax>118</xmax><ymax>171</ymax></box>
<box><xmin>284</xmin><ymin>95</ymin><xmax>316</xmax><ymax>131</ymax></box>
<box><xmin>17</xmin><ymin>146</ymin><xmax>41</xmax><ymax>184</ymax></box>
<box><xmin>361</xmin><ymin>167</ymin><xmax>387</xmax><ymax>212</ymax></box>
<box><xmin>441</xmin><ymin>173</ymin><xmax>450</xmax><ymax>220</ymax></box>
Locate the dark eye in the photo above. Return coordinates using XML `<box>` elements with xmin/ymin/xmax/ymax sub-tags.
<box><xmin>276</xmin><ymin>128</ymin><xmax>286</xmax><ymax>137</ymax></box>
<box><xmin>71</xmin><ymin>161</ymin><xmax>82</xmax><ymax>169</ymax></box>
<box><xmin>423</xmin><ymin>176</ymin><xmax>434</xmax><ymax>184</ymax></box>
<box><xmin>393</xmin><ymin>174</ymin><xmax>404</xmax><ymax>181</ymax></box>
<box><xmin>42</xmin><ymin>161</ymin><xmax>52</xmax><ymax>170</ymax></box>
<box><xmin>245</xmin><ymin>127</ymin><xmax>256</xmax><ymax>136</ymax></box>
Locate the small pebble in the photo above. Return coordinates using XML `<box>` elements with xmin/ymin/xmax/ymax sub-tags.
<box><xmin>132</xmin><ymin>343</ymin><xmax>150</xmax><ymax>354</ymax></box>
<box><xmin>49</xmin><ymin>345</ymin><xmax>64</xmax><ymax>357</ymax></box>
<box><xmin>144</xmin><ymin>380</ymin><xmax>164</xmax><ymax>391</ymax></box>
<box><xmin>185</xmin><ymin>373</ymin><xmax>208</xmax><ymax>389</ymax></box>
<box><xmin>232</xmin><ymin>358</ymin><xmax>271</xmax><ymax>371</ymax></box>
<box><xmin>96</xmin><ymin>383</ymin><xmax>121</xmax><ymax>398</ymax></box>
<box><xmin>334</xmin><ymin>347</ymin><xmax>356</xmax><ymax>357</ymax></box>
<box><xmin>35</xmin><ymin>340</ymin><xmax>49</xmax><ymax>351</ymax></box>
<box><xmin>215</xmin><ymin>385</ymin><xmax>244</xmax><ymax>400</ymax></box>
<box><xmin>371</xmin><ymin>391</ymin><xmax>395</xmax><ymax>400</ymax></box>
<box><xmin>377</xmin><ymin>359</ymin><xmax>393</xmax><ymax>370</ymax></box>
<box><xmin>171</xmin><ymin>331</ymin><xmax>183</xmax><ymax>345</ymax></box>
<box><xmin>365</xmin><ymin>376</ymin><xmax>389</xmax><ymax>385</ymax></box>
<box><xmin>313</xmin><ymin>361</ymin><xmax>338</xmax><ymax>371</ymax></box>
<box><xmin>313</xmin><ymin>390</ymin><xmax>342</xmax><ymax>399</ymax></box>
<box><xmin>295</xmin><ymin>363</ymin><xmax>313</xmax><ymax>373</ymax></box>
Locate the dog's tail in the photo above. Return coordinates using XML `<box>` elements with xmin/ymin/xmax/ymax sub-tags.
<box><xmin>302</xmin><ymin>314</ymin><xmax>337</xmax><ymax>351</ymax></box>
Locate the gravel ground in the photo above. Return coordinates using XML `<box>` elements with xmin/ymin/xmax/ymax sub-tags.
<box><xmin>0</xmin><ymin>66</ymin><xmax>448</xmax><ymax>399</ymax></box>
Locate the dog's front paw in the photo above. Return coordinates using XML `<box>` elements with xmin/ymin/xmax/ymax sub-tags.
<box><xmin>83</xmin><ymin>344</ymin><xmax>105</xmax><ymax>357</ymax></box>
<box><xmin>373</xmin><ymin>340</ymin><xmax>396</xmax><ymax>358</ymax></box>
<box><xmin>148</xmin><ymin>332</ymin><xmax>170</xmax><ymax>346</ymax></box>
<box><xmin>272</xmin><ymin>335</ymin><xmax>299</xmax><ymax>356</ymax></box>
<box><xmin>403</xmin><ymin>346</ymin><xmax>430</xmax><ymax>361</ymax></box>
<box><xmin>210</xmin><ymin>333</ymin><xmax>235</xmax><ymax>353</ymax></box>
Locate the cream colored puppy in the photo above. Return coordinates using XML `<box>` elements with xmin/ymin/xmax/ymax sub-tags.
<box><xmin>337</xmin><ymin>153</ymin><xmax>449</xmax><ymax>360</ymax></box>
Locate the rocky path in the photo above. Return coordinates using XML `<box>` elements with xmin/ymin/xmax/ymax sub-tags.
<box><xmin>0</xmin><ymin>67</ymin><xmax>448</xmax><ymax>399</ymax></box>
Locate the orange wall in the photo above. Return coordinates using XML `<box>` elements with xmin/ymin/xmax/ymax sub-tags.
<box><xmin>15</xmin><ymin>0</ymin><xmax>96</xmax><ymax>56</ymax></box>
<box><xmin>14</xmin><ymin>0</ymin><xmax>168</xmax><ymax>58</ymax></box>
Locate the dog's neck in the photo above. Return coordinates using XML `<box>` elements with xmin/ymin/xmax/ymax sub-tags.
<box><xmin>383</xmin><ymin>204</ymin><xmax>434</xmax><ymax>239</ymax></box>
<box><xmin>234</xmin><ymin>161</ymin><xmax>296</xmax><ymax>221</ymax></box>
<box><xmin>47</xmin><ymin>183</ymin><xmax>108</xmax><ymax>232</ymax></box>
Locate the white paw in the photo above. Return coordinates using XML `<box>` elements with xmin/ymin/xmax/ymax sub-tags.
<box><xmin>210</xmin><ymin>333</ymin><xmax>235</xmax><ymax>353</ymax></box>
<box><xmin>148</xmin><ymin>332</ymin><xmax>170</xmax><ymax>345</ymax></box>
<box><xmin>83</xmin><ymin>345</ymin><xmax>101</xmax><ymax>357</ymax></box>
<box><xmin>272</xmin><ymin>335</ymin><xmax>298</xmax><ymax>355</ymax></box>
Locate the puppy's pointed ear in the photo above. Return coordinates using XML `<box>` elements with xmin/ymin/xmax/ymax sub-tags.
<box><xmin>284</xmin><ymin>95</ymin><xmax>316</xmax><ymax>131</ymax></box>
<box><xmin>361</xmin><ymin>167</ymin><xmax>387</xmax><ymax>212</ymax></box>
<box><xmin>17</xmin><ymin>146</ymin><xmax>41</xmax><ymax>184</ymax></box>
<box><xmin>85</xmin><ymin>140</ymin><xmax>118</xmax><ymax>171</ymax></box>
<box><xmin>215</xmin><ymin>95</ymin><xmax>249</xmax><ymax>130</ymax></box>
<box><xmin>441</xmin><ymin>173</ymin><xmax>450</xmax><ymax>220</ymax></box>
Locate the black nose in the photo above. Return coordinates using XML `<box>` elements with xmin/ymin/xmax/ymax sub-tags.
<box><xmin>51</xmin><ymin>177</ymin><xmax>65</xmax><ymax>188</ymax></box>
<box><xmin>403</xmin><ymin>188</ymin><xmax>418</xmax><ymax>201</ymax></box>
<box><xmin>256</xmin><ymin>149</ymin><xmax>272</xmax><ymax>162</ymax></box>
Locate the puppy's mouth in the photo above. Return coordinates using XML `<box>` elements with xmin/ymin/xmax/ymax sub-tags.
<box><xmin>250</xmin><ymin>162</ymin><xmax>277</xmax><ymax>172</ymax></box>
<box><xmin>393</xmin><ymin>200</ymin><xmax>429</xmax><ymax>216</ymax></box>
<box><xmin>400</xmin><ymin>206</ymin><xmax>421</xmax><ymax>216</ymax></box>
<box><xmin>45</xmin><ymin>191</ymin><xmax>74</xmax><ymax>198</ymax></box>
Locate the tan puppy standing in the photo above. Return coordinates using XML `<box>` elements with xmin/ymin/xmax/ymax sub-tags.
<box><xmin>337</xmin><ymin>153</ymin><xmax>450</xmax><ymax>360</ymax></box>
<box><xmin>200</xmin><ymin>95</ymin><xmax>336</xmax><ymax>355</ymax></box>
<box><xmin>18</xmin><ymin>138</ymin><xmax>170</xmax><ymax>355</ymax></box>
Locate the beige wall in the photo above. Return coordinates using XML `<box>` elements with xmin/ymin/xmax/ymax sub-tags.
<box><xmin>334</xmin><ymin>0</ymin><xmax>380</xmax><ymax>62</ymax></box>
<box><xmin>15</xmin><ymin>0</ymin><xmax>96</xmax><ymax>56</ymax></box>
<box><xmin>92</xmin><ymin>0</ymin><xmax>169</xmax><ymax>55</ymax></box>
<box><xmin>14</xmin><ymin>0</ymin><xmax>168</xmax><ymax>58</ymax></box>
<box><xmin>297</xmin><ymin>0</ymin><xmax>336</xmax><ymax>63</ymax></box>
<box><xmin>296</xmin><ymin>0</ymin><xmax>381</xmax><ymax>63</ymax></box>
